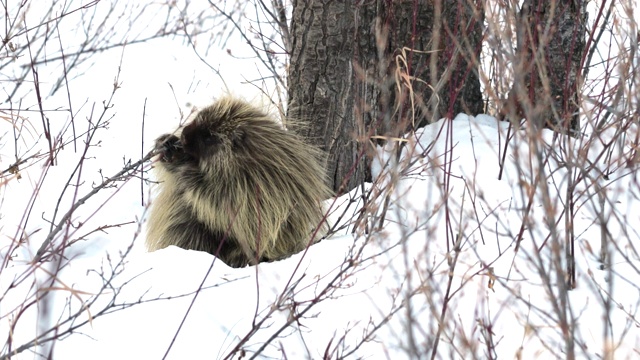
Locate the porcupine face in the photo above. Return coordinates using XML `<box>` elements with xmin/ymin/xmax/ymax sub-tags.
<box><xmin>158</xmin><ymin>107</ymin><xmax>252</xmax><ymax>173</ymax></box>
<box><xmin>153</xmin><ymin>126</ymin><xmax>219</xmax><ymax>179</ymax></box>
<box><xmin>154</xmin><ymin>134</ymin><xmax>182</xmax><ymax>163</ymax></box>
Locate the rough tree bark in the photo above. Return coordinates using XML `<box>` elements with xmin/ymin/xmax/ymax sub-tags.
<box><xmin>506</xmin><ymin>0</ymin><xmax>587</xmax><ymax>133</ymax></box>
<box><xmin>288</xmin><ymin>1</ymin><xmax>361</xmax><ymax>195</ymax></box>
<box><xmin>288</xmin><ymin>0</ymin><xmax>484</xmax><ymax>194</ymax></box>
<box><xmin>379</xmin><ymin>0</ymin><xmax>484</xmax><ymax>130</ymax></box>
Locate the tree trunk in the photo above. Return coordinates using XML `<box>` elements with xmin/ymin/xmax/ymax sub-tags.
<box><xmin>288</xmin><ymin>1</ymin><xmax>362</xmax><ymax>195</ymax></box>
<box><xmin>288</xmin><ymin>0</ymin><xmax>484</xmax><ymax>194</ymax></box>
<box><xmin>506</xmin><ymin>0</ymin><xmax>587</xmax><ymax>133</ymax></box>
<box><xmin>383</xmin><ymin>0</ymin><xmax>484</xmax><ymax>129</ymax></box>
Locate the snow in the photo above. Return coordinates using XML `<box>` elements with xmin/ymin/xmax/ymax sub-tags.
<box><xmin>5</xmin><ymin>111</ymin><xmax>640</xmax><ymax>359</ymax></box>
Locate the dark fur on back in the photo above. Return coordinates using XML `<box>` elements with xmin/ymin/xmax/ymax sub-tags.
<box><xmin>146</xmin><ymin>97</ymin><xmax>331</xmax><ymax>267</ymax></box>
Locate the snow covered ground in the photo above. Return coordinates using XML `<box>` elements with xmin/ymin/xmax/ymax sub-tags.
<box><xmin>4</xmin><ymin>111</ymin><xmax>639</xmax><ymax>359</ymax></box>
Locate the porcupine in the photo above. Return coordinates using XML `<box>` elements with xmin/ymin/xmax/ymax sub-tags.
<box><xmin>146</xmin><ymin>97</ymin><xmax>332</xmax><ymax>267</ymax></box>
